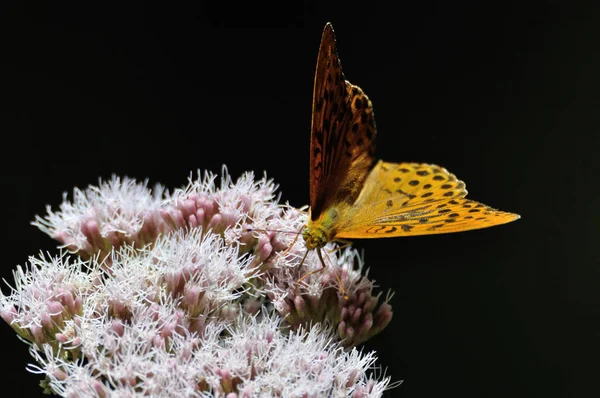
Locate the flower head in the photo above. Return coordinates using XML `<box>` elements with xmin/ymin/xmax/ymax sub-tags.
<box><xmin>4</xmin><ymin>167</ymin><xmax>396</xmax><ymax>396</ymax></box>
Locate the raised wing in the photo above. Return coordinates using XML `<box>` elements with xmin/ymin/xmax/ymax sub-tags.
<box><xmin>310</xmin><ymin>23</ymin><xmax>377</xmax><ymax>220</ymax></box>
<box><xmin>335</xmin><ymin>161</ymin><xmax>520</xmax><ymax>238</ymax></box>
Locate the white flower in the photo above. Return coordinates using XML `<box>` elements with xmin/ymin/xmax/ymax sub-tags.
<box><xmin>32</xmin><ymin>176</ymin><xmax>165</xmax><ymax>256</ymax></box>
<box><xmin>3</xmin><ymin>167</ymin><xmax>397</xmax><ymax>396</ymax></box>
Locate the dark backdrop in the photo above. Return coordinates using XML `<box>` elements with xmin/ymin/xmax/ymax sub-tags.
<box><xmin>1</xmin><ymin>2</ymin><xmax>598</xmax><ymax>397</ymax></box>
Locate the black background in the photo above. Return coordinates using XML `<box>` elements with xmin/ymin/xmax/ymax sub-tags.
<box><xmin>1</xmin><ymin>2</ymin><xmax>598</xmax><ymax>397</ymax></box>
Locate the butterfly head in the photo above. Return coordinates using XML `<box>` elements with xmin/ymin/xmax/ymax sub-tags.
<box><xmin>302</xmin><ymin>226</ymin><xmax>327</xmax><ymax>250</ymax></box>
<box><xmin>303</xmin><ymin>207</ymin><xmax>340</xmax><ymax>250</ymax></box>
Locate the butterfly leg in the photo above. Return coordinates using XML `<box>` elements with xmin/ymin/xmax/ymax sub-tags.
<box><xmin>319</xmin><ymin>247</ymin><xmax>348</xmax><ymax>300</ymax></box>
<box><xmin>326</xmin><ymin>239</ymin><xmax>353</xmax><ymax>254</ymax></box>
<box><xmin>297</xmin><ymin>204</ymin><xmax>309</xmax><ymax>213</ymax></box>
<box><xmin>294</xmin><ymin>249</ymin><xmax>325</xmax><ymax>295</ymax></box>
<box><xmin>295</xmin><ymin>249</ymin><xmax>348</xmax><ymax>300</ymax></box>
<box><xmin>276</xmin><ymin>227</ymin><xmax>304</xmax><ymax>261</ymax></box>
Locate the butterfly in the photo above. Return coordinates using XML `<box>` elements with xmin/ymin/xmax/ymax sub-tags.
<box><xmin>297</xmin><ymin>23</ymin><xmax>519</xmax><ymax>288</ymax></box>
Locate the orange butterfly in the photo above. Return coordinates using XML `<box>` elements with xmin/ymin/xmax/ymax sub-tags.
<box><xmin>297</xmin><ymin>23</ymin><xmax>519</xmax><ymax>287</ymax></box>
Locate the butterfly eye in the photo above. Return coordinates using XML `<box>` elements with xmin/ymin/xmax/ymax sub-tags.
<box><xmin>328</xmin><ymin>208</ymin><xmax>339</xmax><ymax>220</ymax></box>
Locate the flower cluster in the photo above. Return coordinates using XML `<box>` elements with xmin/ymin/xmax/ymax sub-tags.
<box><xmin>3</xmin><ymin>168</ymin><xmax>395</xmax><ymax>396</ymax></box>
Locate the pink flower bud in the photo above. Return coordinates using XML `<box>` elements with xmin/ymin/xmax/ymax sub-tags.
<box><xmin>153</xmin><ymin>335</ymin><xmax>166</xmax><ymax>350</ymax></box>
<box><xmin>355</xmin><ymin>291</ymin><xmax>367</xmax><ymax>308</ymax></box>
<box><xmin>182</xmin><ymin>199</ymin><xmax>196</xmax><ymax>218</ymax></box>
<box><xmin>82</xmin><ymin>220</ymin><xmax>104</xmax><ymax>251</ymax></box>
<box><xmin>196</xmin><ymin>208</ymin><xmax>206</xmax><ymax>225</ymax></box>
<box><xmin>92</xmin><ymin>380</ymin><xmax>107</xmax><ymax>398</ymax></box>
<box><xmin>112</xmin><ymin>320</ymin><xmax>124</xmax><ymax>336</ymax></box>
<box><xmin>241</xmin><ymin>385</ymin><xmax>254</xmax><ymax>398</ymax></box>
<box><xmin>345</xmin><ymin>326</ymin><xmax>355</xmax><ymax>341</ymax></box>
<box><xmin>52</xmin><ymin>368</ymin><xmax>69</xmax><ymax>381</ymax></box>
<box><xmin>47</xmin><ymin>300</ymin><xmax>65</xmax><ymax>316</ymax></box>
<box><xmin>55</xmin><ymin>333</ymin><xmax>68</xmax><ymax>343</ymax></box>
<box><xmin>243</xmin><ymin>298</ymin><xmax>261</xmax><ymax>315</ymax></box>
<box><xmin>31</xmin><ymin>325</ymin><xmax>45</xmax><ymax>345</ymax></box>
<box><xmin>208</xmin><ymin>213</ymin><xmax>223</xmax><ymax>232</ymax></box>
<box><xmin>257</xmin><ymin>242</ymin><xmax>272</xmax><ymax>263</ymax></box>
<box><xmin>348</xmin><ymin>307</ymin><xmax>362</xmax><ymax>326</ymax></box>
<box><xmin>61</xmin><ymin>290</ymin><xmax>76</xmax><ymax>314</ymax></box>
<box><xmin>199</xmin><ymin>197</ymin><xmax>214</xmax><ymax>220</ymax></box>
<box><xmin>0</xmin><ymin>306</ymin><xmax>17</xmax><ymax>325</ymax></box>
<box><xmin>338</xmin><ymin>321</ymin><xmax>347</xmax><ymax>339</ymax></box>
<box><xmin>363</xmin><ymin>295</ymin><xmax>377</xmax><ymax>313</ymax></box>
<box><xmin>183</xmin><ymin>285</ymin><xmax>201</xmax><ymax>309</ymax></box>
<box><xmin>160</xmin><ymin>321</ymin><xmax>176</xmax><ymax>339</ymax></box>
<box><xmin>189</xmin><ymin>317</ymin><xmax>206</xmax><ymax>335</ymax></box>
<box><xmin>359</xmin><ymin>312</ymin><xmax>373</xmax><ymax>334</ymax></box>
<box><xmin>293</xmin><ymin>295</ymin><xmax>306</xmax><ymax>318</ymax></box>
<box><xmin>170</xmin><ymin>209</ymin><xmax>185</xmax><ymax>228</ymax></box>
<box><xmin>41</xmin><ymin>312</ymin><xmax>54</xmax><ymax>329</ymax></box>
<box><xmin>74</xmin><ymin>295</ymin><xmax>83</xmax><ymax>314</ymax></box>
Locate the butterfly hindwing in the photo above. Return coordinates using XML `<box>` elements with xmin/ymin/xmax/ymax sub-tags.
<box><xmin>310</xmin><ymin>23</ymin><xmax>377</xmax><ymax>221</ymax></box>
<box><xmin>350</xmin><ymin>161</ymin><xmax>468</xmax><ymax>209</ymax></box>
<box><xmin>335</xmin><ymin>161</ymin><xmax>520</xmax><ymax>238</ymax></box>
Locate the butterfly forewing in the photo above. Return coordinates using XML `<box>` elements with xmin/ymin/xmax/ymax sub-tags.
<box><xmin>310</xmin><ymin>23</ymin><xmax>377</xmax><ymax>221</ymax></box>
<box><xmin>335</xmin><ymin>161</ymin><xmax>520</xmax><ymax>238</ymax></box>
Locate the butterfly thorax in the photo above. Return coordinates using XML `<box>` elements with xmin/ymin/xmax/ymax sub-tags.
<box><xmin>303</xmin><ymin>206</ymin><xmax>346</xmax><ymax>250</ymax></box>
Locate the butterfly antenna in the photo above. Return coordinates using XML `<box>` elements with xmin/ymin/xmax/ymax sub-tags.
<box><xmin>244</xmin><ymin>227</ymin><xmax>300</xmax><ymax>235</ymax></box>
<box><xmin>279</xmin><ymin>227</ymin><xmax>303</xmax><ymax>257</ymax></box>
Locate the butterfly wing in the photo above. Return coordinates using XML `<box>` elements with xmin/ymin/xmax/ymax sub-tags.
<box><xmin>310</xmin><ymin>23</ymin><xmax>377</xmax><ymax>221</ymax></box>
<box><xmin>335</xmin><ymin>161</ymin><xmax>520</xmax><ymax>238</ymax></box>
